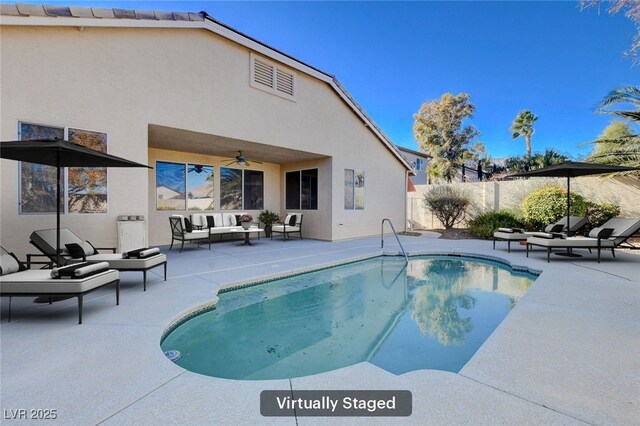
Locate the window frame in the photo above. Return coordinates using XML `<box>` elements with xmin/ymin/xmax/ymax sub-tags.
<box><xmin>344</xmin><ymin>169</ymin><xmax>364</xmax><ymax>210</ymax></box>
<box><xmin>285</xmin><ymin>168</ymin><xmax>318</xmax><ymax>211</ymax></box>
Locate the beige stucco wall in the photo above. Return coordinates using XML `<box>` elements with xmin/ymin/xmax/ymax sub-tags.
<box><xmin>1</xmin><ymin>24</ymin><xmax>408</xmax><ymax>254</ymax></box>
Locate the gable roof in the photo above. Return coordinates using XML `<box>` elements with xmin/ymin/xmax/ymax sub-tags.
<box><xmin>0</xmin><ymin>3</ymin><xmax>413</xmax><ymax>172</ymax></box>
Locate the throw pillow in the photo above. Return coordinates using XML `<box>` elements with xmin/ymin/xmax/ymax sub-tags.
<box><xmin>288</xmin><ymin>215</ymin><xmax>297</xmax><ymax>226</ymax></box>
<box><xmin>0</xmin><ymin>252</ymin><xmax>23</xmax><ymax>275</ymax></box>
<box><xmin>84</xmin><ymin>240</ymin><xmax>99</xmax><ymax>255</ymax></box>
<box><xmin>235</xmin><ymin>215</ymin><xmax>242</xmax><ymax>226</ymax></box>
<box><xmin>206</xmin><ymin>215</ymin><xmax>215</xmax><ymax>228</ymax></box>
<box><xmin>184</xmin><ymin>217</ymin><xmax>193</xmax><ymax>233</ymax></box>
<box><xmin>65</xmin><ymin>243</ymin><xmax>86</xmax><ymax>259</ymax></box>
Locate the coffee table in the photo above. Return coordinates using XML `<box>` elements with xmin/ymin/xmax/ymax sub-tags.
<box><xmin>233</xmin><ymin>228</ymin><xmax>265</xmax><ymax>246</ymax></box>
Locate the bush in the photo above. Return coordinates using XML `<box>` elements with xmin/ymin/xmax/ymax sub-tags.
<box><xmin>586</xmin><ymin>202</ymin><xmax>620</xmax><ymax>231</ymax></box>
<box><xmin>423</xmin><ymin>186</ymin><xmax>471</xmax><ymax>229</ymax></box>
<box><xmin>521</xmin><ymin>186</ymin><xmax>587</xmax><ymax>231</ymax></box>
<box><xmin>468</xmin><ymin>211</ymin><xmax>525</xmax><ymax>240</ymax></box>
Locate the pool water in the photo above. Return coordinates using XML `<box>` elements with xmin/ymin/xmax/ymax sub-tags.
<box><xmin>161</xmin><ymin>256</ymin><xmax>535</xmax><ymax>380</ymax></box>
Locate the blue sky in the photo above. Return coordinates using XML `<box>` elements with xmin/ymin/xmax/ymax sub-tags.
<box><xmin>10</xmin><ymin>1</ymin><xmax>638</xmax><ymax>159</ymax></box>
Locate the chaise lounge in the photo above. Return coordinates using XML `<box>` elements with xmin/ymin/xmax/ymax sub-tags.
<box><xmin>493</xmin><ymin>216</ymin><xmax>588</xmax><ymax>252</ymax></box>
<box><xmin>30</xmin><ymin>228</ymin><xmax>166</xmax><ymax>291</ymax></box>
<box><xmin>0</xmin><ymin>247</ymin><xmax>120</xmax><ymax>324</ymax></box>
<box><xmin>525</xmin><ymin>217</ymin><xmax>640</xmax><ymax>262</ymax></box>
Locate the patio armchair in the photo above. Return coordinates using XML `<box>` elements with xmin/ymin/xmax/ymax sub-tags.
<box><xmin>0</xmin><ymin>246</ymin><xmax>120</xmax><ymax>324</ymax></box>
<box><xmin>493</xmin><ymin>216</ymin><xmax>588</xmax><ymax>252</ymax></box>
<box><xmin>271</xmin><ymin>213</ymin><xmax>303</xmax><ymax>241</ymax></box>
<box><xmin>526</xmin><ymin>217</ymin><xmax>640</xmax><ymax>263</ymax></box>
<box><xmin>29</xmin><ymin>228</ymin><xmax>166</xmax><ymax>291</ymax></box>
<box><xmin>169</xmin><ymin>215</ymin><xmax>211</xmax><ymax>252</ymax></box>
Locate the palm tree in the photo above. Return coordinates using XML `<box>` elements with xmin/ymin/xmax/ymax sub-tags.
<box><xmin>596</xmin><ymin>86</ymin><xmax>640</xmax><ymax>123</ymax></box>
<box><xmin>531</xmin><ymin>149</ymin><xmax>568</xmax><ymax>169</ymax></box>
<box><xmin>510</xmin><ymin>110</ymin><xmax>539</xmax><ymax>159</ymax></box>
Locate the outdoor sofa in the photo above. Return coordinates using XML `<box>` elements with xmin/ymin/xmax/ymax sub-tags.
<box><xmin>493</xmin><ymin>216</ymin><xmax>588</xmax><ymax>252</ymax></box>
<box><xmin>0</xmin><ymin>247</ymin><xmax>120</xmax><ymax>324</ymax></box>
<box><xmin>29</xmin><ymin>228</ymin><xmax>166</xmax><ymax>291</ymax></box>
<box><xmin>525</xmin><ymin>217</ymin><xmax>640</xmax><ymax>263</ymax></box>
<box><xmin>190</xmin><ymin>213</ymin><xmax>257</xmax><ymax>239</ymax></box>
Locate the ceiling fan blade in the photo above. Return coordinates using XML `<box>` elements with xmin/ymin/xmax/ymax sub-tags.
<box><xmin>251</xmin><ymin>160</ymin><xmax>264</xmax><ymax>164</ymax></box>
<box><xmin>223</xmin><ymin>160</ymin><xmax>236</xmax><ymax>166</ymax></box>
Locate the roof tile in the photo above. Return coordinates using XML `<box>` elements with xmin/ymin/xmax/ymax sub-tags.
<box><xmin>91</xmin><ymin>7</ymin><xmax>115</xmax><ymax>19</ymax></box>
<box><xmin>0</xmin><ymin>3</ymin><xmax>20</xmax><ymax>16</ymax></box>
<box><xmin>112</xmin><ymin>8</ymin><xmax>136</xmax><ymax>19</ymax></box>
<box><xmin>134</xmin><ymin>10</ymin><xmax>156</xmax><ymax>20</ymax></box>
<box><xmin>172</xmin><ymin>11</ymin><xmax>190</xmax><ymax>21</ymax></box>
<box><xmin>16</xmin><ymin>3</ymin><xmax>47</xmax><ymax>16</ymax></box>
<box><xmin>43</xmin><ymin>5</ymin><xmax>72</xmax><ymax>17</ymax></box>
<box><xmin>69</xmin><ymin>6</ymin><xmax>94</xmax><ymax>18</ymax></box>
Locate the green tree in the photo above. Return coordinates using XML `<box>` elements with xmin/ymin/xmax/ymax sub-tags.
<box><xmin>531</xmin><ymin>148</ymin><xmax>569</xmax><ymax>169</ymax></box>
<box><xmin>596</xmin><ymin>86</ymin><xmax>640</xmax><ymax>123</ymax></box>
<box><xmin>510</xmin><ymin>110</ymin><xmax>539</xmax><ymax>159</ymax></box>
<box><xmin>413</xmin><ymin>93</ymin><xmax>482</xmax><ymax>182</ymax></box>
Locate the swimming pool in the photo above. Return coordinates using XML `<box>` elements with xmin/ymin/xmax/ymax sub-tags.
<box><xmin>161</xmin><ymin>255</ymin><xmax>536</xmax><ymax>380</ymax></box>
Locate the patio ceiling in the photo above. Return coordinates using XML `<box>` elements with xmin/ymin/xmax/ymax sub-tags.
<box><xmin>148</xmin><ymin>124</ymin><xmax>328</xmax><ymax>164</ymax></box>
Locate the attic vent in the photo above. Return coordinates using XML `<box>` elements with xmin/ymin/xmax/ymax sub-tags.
<box><xmin>250</xmin><ymin>53</ymin><xmax>296</xmax><ymax>101</ymax></box>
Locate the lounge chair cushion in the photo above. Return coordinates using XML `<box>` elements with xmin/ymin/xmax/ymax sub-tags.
<box><xmin>527</xmin><ymin>236</ymin><xmax>616</xmax><ymax>248</ymax></box>
<box><xmin>70</xmin><ymin>253</ymin><xmax>167</xmax><ymax>270</ymax></box>
<box><xmin>497</xmin><ymin>227</ymin><xmax>525</xmax><ymax>234</ymax></box>
<box><xmin>493</xmin><ymin>231</ymin><xmax>534</xmax><ymax>240</ymax></box>
<box><xmin>272</xmin><ymin>224</ymin><xmax>301</xmax><ymax>233</ymax></box>
<box><xmin>51</xmin><ymin>262</ymin><xmax>109</xmax><ymax>279</ymax></box>
<box><xmin>0</xmin><ymin>269</ymin><xmax>118</xmax><ymax>294</ymax></box>
<box><xmin>530</xmin><ymin>232</ymin><xmax>566</xmax><ymax>239</ymax></box>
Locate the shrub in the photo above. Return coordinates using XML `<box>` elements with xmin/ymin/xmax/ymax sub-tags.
<box><xmin>585</xmin><ymin>202</ymin><xmax>620</xmax><ymax>231</ymax></box>
<box><xmin>468</xmin><ymin>211</ymin><xmax>525</xmax><ymax>240</ymax></box>
<box><xmin>521</xmin><ymin>186</ymin><xmax>587</xmax><ymax>231</ymax></box>
<box><xmin>423</xmin><ymin>186</ymin><xmax>471</xmax><ymax>229</ymax></box>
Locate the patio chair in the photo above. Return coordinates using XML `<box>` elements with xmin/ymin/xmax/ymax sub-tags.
<box><xmin>493</xmin><ymin>216</ymin><xmax>588</xmax><ymax>252</ymax></box>
<box><xmin>169</xmin><ymin>215</ymin><xmax>211</xmax><ymax>253</ymax></box>
<box><xmin>0</xmin><ymin>247</ymin><xmax>120</xmax><ymax>324</ymax></box>
<box><xmin>271</xmin><ymin>214</ymin><xmax>303</xmax><ymax>241</ymax></box>
<box><xmin>526</xmin><ymin>217</ymin><xmax>640</xmax><ymax>263</ymax></box>
<box><xmin>29</xmin><ymin>228</ymin><xmax>166</xmax><ymax>291</ymax></box>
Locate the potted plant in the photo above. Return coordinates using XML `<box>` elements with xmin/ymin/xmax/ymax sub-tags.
<box><xmin>240</xmin><ymin>213</ymin><xmax>253</xmax><ymax>230</ymax></box>
<box><xmin>258</xmin><ymin>210</ymin><xmax>280</xmax><ymax>237</ymax></box>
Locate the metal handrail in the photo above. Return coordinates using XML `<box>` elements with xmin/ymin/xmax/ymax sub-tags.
<box><xmin>381</xmin><ymin>218</ymin><xmax>409</xmax><ymax>263</ymax></box>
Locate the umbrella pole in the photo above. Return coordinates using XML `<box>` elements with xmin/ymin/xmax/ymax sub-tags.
<box><xmin>566</xmin><ymin>175</ymin><xmax>571</xmax><ymax>237</ymax></box>
<box><xmin>56</xmin><ymin>155</ymin><xmax>61</xmax><ymax>266</ymax></box>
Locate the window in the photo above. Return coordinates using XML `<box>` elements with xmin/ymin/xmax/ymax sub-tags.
<box><xmin>415</xmin><ymin>158</ymin><xmax>425</xmax><ymax>171</ymax></box>
<box><xmin>19</xmin><ymin>122</ymin><xmax>64</xmax><ymax>214</ymax></box>
<box><xmin>220</xmin><ymin>167</ymin><xmax>264</xmax><ymax>210</ymax></box>
<box><xmin>67</xmin><ymin>128</ymin><xmax>108</xmax><ymax>213</ymax></box>
<box><xmin>187</xmin><ymin>164</ymin><xmax>214</xmax><ymax>211</ymax></box>
<box><xmin>345</xmin><ymin>169</ymin><xmax>364</xmax><ymax>210</ymax></box>
<box><xmin>156</xmin><ymin>162</ymin><xmax>186</xmax><ymax>210</ymax></box>
<box><xmin>156</xmin><ymin>162</ymin><xmax>216</xmax><ymax>211</ymax></box>
<box><xmin>250</xmin><ymin>53</ymin><xmax>296</xmax><ymax>101</ymax></box>
<box><xmin>18</xmin><ymin>122</ymin><xmax>108</xmax><ymax>215</ymax></box>
<box><xmin>286</xmin><ymin>169</ymin><xmax>318</xmax><ymax>210</ymax></box>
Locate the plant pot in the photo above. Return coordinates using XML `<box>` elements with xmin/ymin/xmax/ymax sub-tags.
<box><xmin>264</xmin><ymin>224</ymin><xmax>272</xmax><ymax>237</ymax></box>
<box><xmin>241</xmin><ymin>221</ymin><xmax>251</xmax><ymax>230</ymax></box>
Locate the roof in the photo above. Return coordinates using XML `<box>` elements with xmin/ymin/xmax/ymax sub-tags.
<box><xmin>395</xmin><ymin>145</ymin><xmax>431</xmax><ymax>159</ymax></box>
<box><xmin>0</xmin><ymin>3</ymin><xmax>413</xmax><ymax>172</ymax></box>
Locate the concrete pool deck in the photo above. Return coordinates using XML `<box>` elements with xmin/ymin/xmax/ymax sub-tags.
<box><xmin>1</xmin><ymin>233</ymin><xmax>638</xmax><ymax>425</ymax></box>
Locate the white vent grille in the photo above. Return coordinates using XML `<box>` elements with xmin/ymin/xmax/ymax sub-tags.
<box><xmin>250</xmin><ymin>53</ymin><xmax>296</xmax><ymax>101</ymax></box>
<box><xmin>276</xmin><ymin>69</ymin><xmax>294</xmax><ymax>97</ymax></box>
<box><xmin>253</xmin><ymin>59</ymin><xmax>274</xmax><ymax>89</ymax></box>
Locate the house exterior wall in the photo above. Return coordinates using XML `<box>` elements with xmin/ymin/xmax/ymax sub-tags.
<box><xmin>1</xmin><ymin>24</ymin><xmax>408</xmax><ymax>254</ymax></box>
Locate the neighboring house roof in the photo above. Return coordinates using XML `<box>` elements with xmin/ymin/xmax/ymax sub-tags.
<box><xmin>0</xmin><ymin>3</ymin><xmax>414</xmax><ymax>173</ymax></box>
<box><xmin>396</xmin><ymin>145</ymin><xmax>431</xmax><ymax>160</ymax></box>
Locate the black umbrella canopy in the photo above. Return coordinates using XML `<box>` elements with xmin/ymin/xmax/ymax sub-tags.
<box><xmin>510</xmin><ymin>161</ymin><xmax>640</xmax><ymax>238</ymax></box>
<box><xmin>511</xmin><ymin>161</ymin><xmax>639</xmax><ymax>178</ymax></box>
<box><xmin>1</xmin><ymin>138</ymin><xmax>152</xmax><ymax>265</ymax></box>
<box><xmin>0</xmin><ymin>138</ymin><xmax>152</xmax><ymax>168</ymax></box>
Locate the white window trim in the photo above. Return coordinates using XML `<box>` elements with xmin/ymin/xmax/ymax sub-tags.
<box><xmin>250</xmin><ymin>53</ymin><xmax>297</xmax><ymax>102</ymax></box>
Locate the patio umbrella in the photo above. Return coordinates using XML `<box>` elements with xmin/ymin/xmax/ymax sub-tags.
<box><xmin>0</xmin><ymin>138</ymin><xmax>152</xmax><ymax>265</ymax></box>
<box><xmin>511</xmin><ymin>161</ymin><xmax>640</xmax><ymax>237</ymax></box>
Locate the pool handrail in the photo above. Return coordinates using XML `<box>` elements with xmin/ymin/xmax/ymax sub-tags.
<box><xmin>381</xmin><ymin>218</ymin><xmax>409</xmax><ymax>263</ymax></box>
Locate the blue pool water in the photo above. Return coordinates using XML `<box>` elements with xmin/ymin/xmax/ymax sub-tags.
<box><xmin>161</xmin><ymin>256</ymin><xmax>535</xmax><ymax>380</ymax></box>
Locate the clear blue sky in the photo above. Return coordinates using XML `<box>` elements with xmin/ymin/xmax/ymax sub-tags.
<box><xmin>9</xmin><ymin>1</ymin><xmax>639</xmax><ymax>159</ymax></box>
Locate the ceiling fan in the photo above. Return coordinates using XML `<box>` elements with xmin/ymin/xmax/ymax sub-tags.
<box><xmin>222</xmin><ymin>150</ymin><xmax>263</xmax><ymax>167</ymax></box>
